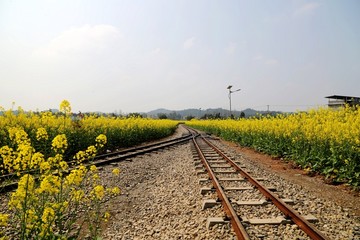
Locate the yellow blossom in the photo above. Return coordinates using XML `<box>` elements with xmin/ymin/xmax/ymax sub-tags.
<box><xmin>74</xmin><ymin>150</ymin><xmax>87</xmax><ymax>163</ymax></box>
<box><xmin>110</xmin><ymin>187</ymin><xmax>120</xmax><ymax>195</ymax></box>
<box><xmin>41</xmin><ymin>207</ymin><xmax>55</xmax><ymax>224</ymax></box>
<box><xmin>36</xmin><ymin>127</ymin><xmax>48</xmax><ymax>141</ymax></box>
<box><xmin>92</xmin><ymin>185</ymin><xmax>105</xmax><ymax>200</ymax></box>
<box><xmin>65</xmin><ymin>167</ymin><xmax>87</xmax><ymax>186</ymax></box>
<box><xmin>95</xmin><ymin>134</ymin><xmax>107</xmax><ymax>148</ymax></box>
<box><xmin>0</xmin><ymin>214</ymin><xmax>9</xmax><ymax>226</ymax></box>
<box><xmin>92</xmin><ymin>173</ymin><xmax>100</xmax><ymax>180</ymax></box>
<box><xmin>103</xmin><ymin>212</ymin><xmax>110</xmax><ymax>222</ymax></box>
<box><xmin>8</xmin><ymin>127</ymin><xmax>31</xmax><ymax>145</ymax></box>
<box><xmin>59</xmin><ymin>161</ymin><xmax>68</xmax><ymax>171</ymax></box>
<box><xmin>112</xmin><ymin>168</ymin><xmax>120</xmax><ymax>176</ymax></box>
<box><xmin>30</xmin><ymin>152</ymin><xmax>44</xmax><ymax>169</ymax></box>
<box><xmin>71</xmin><ymin>189</ymin><xmax>85</xmax><ymax>202</ymax></box>
<box><xmin>51</xmin><ymin>134</ymin><xmax>68</xmax><ymax>153</ymax></box>
<box><xmin>86</xmin><ymin>145</ymin><xmax>97</xmax><ymax>158</ymax></box>
<box><xmin>25</xmin><ymin>208</ymin><xmax>38</xmax><ymax>229</ymax></box>
<box><xmin>90</xmin><ymin>165</ymin><xmax>97</xmax><ymax>172</ymax></box>
<box><xmin>9</xmin><ymin>174</ymin><xmax>36</xmax><ymax>209</ymax></box>
<box><xmin>59</xmin><ymin>100</ymin><xmax>71</xmax><ymax>115</ymax></box>
<box><xmin>36</xmin><ymin>175</ymin><xmax>61</xmax><ymax>195</ymax></box>
<box><xmin>40</xmin><ymin>161</ymin><xmax>51</xmax><ymax>173</ymax></box>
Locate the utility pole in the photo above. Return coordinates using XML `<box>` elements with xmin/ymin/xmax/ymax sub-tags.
<box><xmin>227</xmin><ymin>85</ymin><xmax>241</xmax><ymax>118</ymax></box>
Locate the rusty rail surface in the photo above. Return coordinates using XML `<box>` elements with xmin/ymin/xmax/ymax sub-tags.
<box><xmin>192</xmin><ymin>135</ymin><xmax>250</xmax><ymax>240</ymax></box>
<box><xmin>192</xmin><ymin>131</ymin><xmax>329</xmax><ymax>240</ymax></box>
<box><xmin>202</xmin><ymin>136</ymin><xmax>329</xmax><ymax>239</ymax></box>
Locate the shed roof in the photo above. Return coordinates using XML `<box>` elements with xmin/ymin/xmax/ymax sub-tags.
<box><xmin>325</xmin><ymin>95</ymin><xmax>360</xmax><ymax>100</ymax></box>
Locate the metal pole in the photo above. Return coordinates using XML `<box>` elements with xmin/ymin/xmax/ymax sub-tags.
<box><xmin>227</xmin><ymin>85</ymin><xmax>241</xmax><ymax>118</ymax></box>
<box><xmin>229</xmin><ymin>90</ymin><xmax>232</xmax><ymax>117</ymax></box>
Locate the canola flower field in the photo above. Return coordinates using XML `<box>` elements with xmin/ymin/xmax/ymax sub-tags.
<box><xmin>0</xmin><ymin>100</ymin><xmax>179</xmax><ymax>239</ymax></box>
<box><xmin>187</xmin><ymin>106</ymin><xmax>360</xmax><ymax>188</ymax></box>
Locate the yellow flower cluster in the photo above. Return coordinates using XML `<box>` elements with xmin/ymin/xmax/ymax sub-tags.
<box><xmin>95</xmin><ymin>134</ymin><xmax>107</xmax><ymax>148</ymax></box>
<box><xmin>51</xmin><ymin>134</ymin><xmax>68</xmax><ymax>153</ymax></box>
<box><xmin>39</xmin><ymin>206</ymin><xmax>55</xmax><ymax>237</ymax></box>
<box><xmin>86</xmin><ymin>145</ymin><xmax>97</xmax><ymax>158</ymax></box>
<box><xmin>59</xmin><ymin>100</ymin><xmax>72</xmax><ymax>115</ymax></box>
<box><xmin>36</xmin><ymin>175</ymin><xmax>61</xmax><ymax>195</ymax></box>
<box><xmin>9</xmin><ymin>174</ymin><xmax>36</xmax><ymax>210</ymax></box>
<box><xmin>92</xmin><ymin>185</ymin><xmax>105</xmax><ymax>200</ymax></box>
<box><xmin>73</xmin><ymin>145</ymin><xmax>98</xmax><ymax>164</ymax></box>
<box><xmin>8</xmin><ymin>127</ymin><xmax>30</xmax><ymax>145</ymax></box>
<box><xmin>109</xmin><ymin>186</ymin><xmax>121</xmax><ymax>195</ymax></box>
<box><xmin>112</xmin><ymin>168</ymin><xmax>120</xmax><ymax>176</ymax></box>
<box><xmin>0</xmin><ymin>100</ymin><xmax>179</xmax><ymax>238</ymax></box>
<box><xmin>0</xmin><ymin>214</ymin><xmax>9</xmax><ymax>227</ymax></box>
<box><xmin>65</xmin><ymin>165</ymin><xmax>87</xmax><ymax>186</ymax></box>
<box><xmin>1</xmin><ymin>102</ymin><xmax>178</xmax><ymax>168</ymax></box>
<box><xmin>0</xmin><ymin>134</ymin><xmax>119</xmax><ymax>238</ymax></box>
<box><xmin>36</xmin><ymin>127</ymin><xmax>48</xmax><ymax>141</ymax></box>
<box><xmin>41</xmin><ymin>207</ymin><xmax>55</xmax><ymax>226</ymax></box>
<box><xmin>187</xmin><ymin>106</ymin><xmax>360</xmax><ymax>186</ymax></box>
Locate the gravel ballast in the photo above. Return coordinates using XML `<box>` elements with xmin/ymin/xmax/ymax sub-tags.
<box><xmin>97</xmin><ymin>126</ymin><xmax>360</xmax><ymax>239</ymax></box>
<box><xmin>1</xmin><ymin>126</ymin><xmax>359</xmax><ymax>239</ymax></box>
<box><xmin>102</xmin><ymin>133</ymin><xmax>236</xmax><ymax>239</ymax></box>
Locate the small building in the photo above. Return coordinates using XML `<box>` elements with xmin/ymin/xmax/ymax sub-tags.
<box><xmin>325</xmin><ymin>95</ymin><xmax>360</xmax><ymax>108</ymax></box>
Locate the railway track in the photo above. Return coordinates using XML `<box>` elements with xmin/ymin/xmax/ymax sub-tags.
<box><xmin>189</xmin><ymin>129</ymin><xmax>329</xmax><ymax>239</ymax></box>
<box><xmin>0</xmin><ymin>132</ymin><xmax>193</xmax><ymax>193</ymax></box>
<box><xmin>2</xmin><ymin>125</ymin><xmax>357</xmax><ymax>239</ymax></box>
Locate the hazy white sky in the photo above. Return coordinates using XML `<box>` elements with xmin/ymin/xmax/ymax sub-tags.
<box><xmin>1</xmin><ymin>0</ymin><xmax>359</xmax><ymax>113</ymax></box>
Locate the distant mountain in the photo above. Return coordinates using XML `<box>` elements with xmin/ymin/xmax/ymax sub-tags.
<box><xmin>147</xmin><ymin>108</ymin><xmax>173</xmax><ymax>116</ymax></box>
<box><xmin>146</xmin><ymin>107</ymin><xmax>282</xmax><ymax>119</ymax></box>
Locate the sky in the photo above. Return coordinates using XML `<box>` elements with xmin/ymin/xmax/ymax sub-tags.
<box><xmin>0</xmin><ymin>0</ymin><xmax>359</xmax><ymax>113</ymax></box>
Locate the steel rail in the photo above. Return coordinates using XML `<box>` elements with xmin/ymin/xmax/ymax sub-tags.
<box><xmin>202</xmin><ymin>136</ymin><xmax>329</xmax><ymax>240</ymax></box>
<box><xmin>93</xmin><ymin>134</ymin><xmax>192</xmax><ymax>167</ymax></box>
<box><xmin>0</xmin><ymin>133</ymin><xmax>193</xmax><ymax>183</ymax></box>
<box><xmin>192</xmin><ymin>136</ymin><xmax>250</xmax><ymax>240</ymax></box>
<box><xmin>0</xmin><ymin>134</ymin><xmax>193</xmax><ymax>193</ymax></box>
<box><xmin>84</xmin><ymin>133</ymin><xmax>193</xmax><ymax>163</ymax></box>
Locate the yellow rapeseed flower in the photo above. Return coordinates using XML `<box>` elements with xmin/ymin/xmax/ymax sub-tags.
<box><xmin>41</xmin><ymin>207</ymin><xmax>55</xmax><ymax>224</ymax></box>
<box><xmin>112</xmin><ymin>168</ymin><xmax>120</xmax><ymax>176</ymax></box>
<box><xmin>95</xmin><ymin>134</ymin><xmax>107</xmax><ymax>148</ymax></box>
<box><xmin>0</xmin><ymin>213</ymin><xmax>9</xmax><ymax>226</ymax></box>
<box><xmin>40</xmin><ymin>161</ymin><xmax>51</xmax><ymax>173</ymax></box>
<box><xmin>0</xmin><ymin>145</ymin><xmax>14</xmax><ymax>171</ymax></box>
<box><xmin>30</xmin><ymin>152</ymin><xmax>44</xmax><ymax>169</ymax></box>
<box><xmin>9</xmin><ymin>174</ymin><xmax>36</xmax><ymax>209</ymax></box>
<box><xmin>36</xmin><ymin>175</ymin><xmax>61</xmax><ymax>195</ymax></box>
<box><xmin>74</xmin><ymin>150</ymin><xmax>87</xmax><ymax>163</ymax></box>
<box><xmin>103</xmin><ymin>212</ymin><xmax>110</xmax><ymax>222</ymax></box>
<box><xmin>51</xmin><ymin>134</ymin><xmax>68</xmax><ymax>153</ymax></box>
<box><xmin>36</xmin><ymin>127</ymin><xmax>48</xmax><ymax>141</ymax></box>
<box><xmin>25</xmin><ymin>208</ymin><xmax>38</xmax><ymax>229</ymax></box>
<box><xmin>86</xmin><ymin>145</ymin><xmax>97</xmax><ymax>158</ymax></box>
<box><xmin>71</xmin><ymin>189</ymin><xmax>85</xmax><ymax>202</ymax></box>
<box><xmin>90</xmin><ymin>165</ymin><xmax>97</xmax><ymax>172</ymax></box>
<box><xmin>59</xmin><ymin>100</ymin><xmax>71</xmax><ymax>115</ymax></box>
<box><xmin>92</xmin><ymin>185</ymin><xmax>105</xmax><ymax>200</ymax></box>
<box><xmin>111</xmin><ymin>187</ymin><xmax>120</xmax><ymax>195</ymax></box>
<box><xmin>59</xmin><ymin>161</ymin><xmax>68</xmax><ymax>171</ymax></box>
<box><xmin>8</xmin><ymin>127</ymin><xmax>31</xmax><ymax>145</ymax></box>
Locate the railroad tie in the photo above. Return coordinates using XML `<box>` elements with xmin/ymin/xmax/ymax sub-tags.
<box><xmin>241</xmin><ymin>214</ymin><xmax>318</xmax><ymax>225</ymax></box>
<box><xmin>206</xmin><ymin>217</ymin><xmax>229</xmax><ymax>229</ymax></box>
